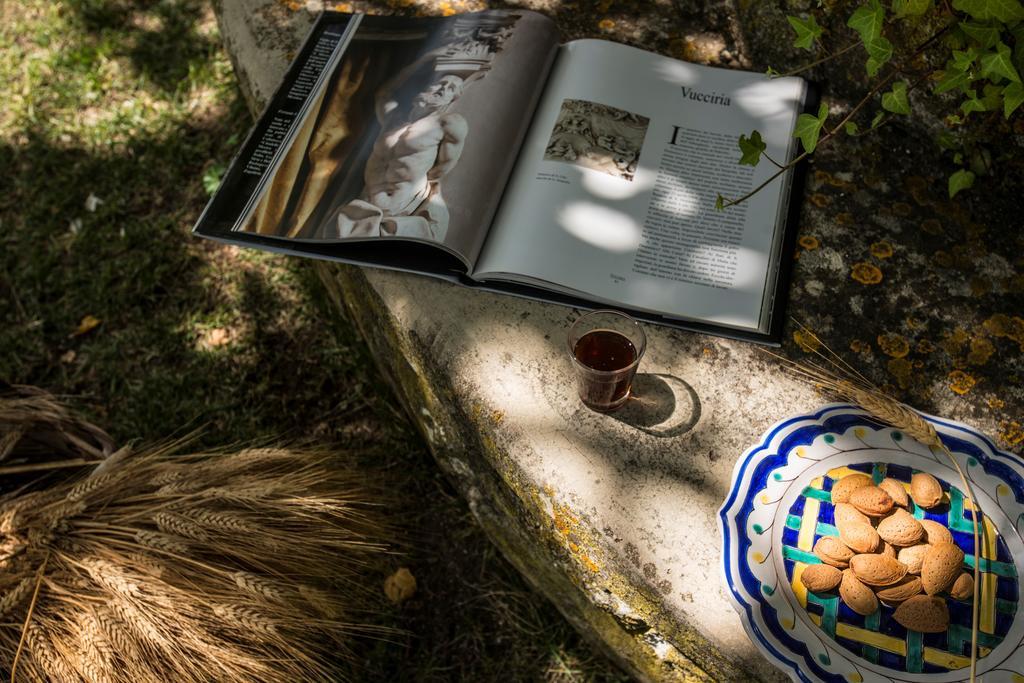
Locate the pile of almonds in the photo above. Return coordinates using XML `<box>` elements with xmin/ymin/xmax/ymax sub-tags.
<box><xmin>799</xmin><ymin>471</ymin><xmax>974</xmax><ymax>633</ymax></box>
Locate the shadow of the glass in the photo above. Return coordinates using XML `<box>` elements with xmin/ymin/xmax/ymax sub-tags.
<box><xmin>608</xmin><ymin>372</ymin><xmax>701</xmax><ymax>437</ymax></box>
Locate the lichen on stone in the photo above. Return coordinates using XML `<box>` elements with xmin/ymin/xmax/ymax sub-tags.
<box><xmin>876</xmin><ymin>333</ymin><xmax>910</xmax><ymax>359</ymax></box>
<box><xmin>799</xmin><ymin>235</ymin><xmax>819</xmax><ymax>250</ymax></box>
<box><xmin>870</xmin><ymin>241</ymin><xmax>893</xmax><ymax>259</ymax></box>
<box><xmin>948</xmin><ymin>370</ymin><xmax>977</xmax><ymax>395</ymax></box>
<box><xmin>851</xmin><ymin>263</ymin><xmax>882</xmax><ymax>285</ymax></box>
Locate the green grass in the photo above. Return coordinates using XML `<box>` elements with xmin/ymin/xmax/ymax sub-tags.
<box><xmin>0</xmin><ymin>1</ymin><xmax>628</xmax><ymax>680</ymax></box>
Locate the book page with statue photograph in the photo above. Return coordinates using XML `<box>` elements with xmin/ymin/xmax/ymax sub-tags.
<box><xmin>474</xmin><ymin>40</ymin><xmax>807</xmax><ymax>333</ymax></box>
<box><xmin>195</xmin><ymin>11</ymin><xmax>559</xmax><ymax>269</ymax></box>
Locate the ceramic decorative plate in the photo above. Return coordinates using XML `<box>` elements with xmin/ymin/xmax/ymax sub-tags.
<box><xmin>719</xmin><ymin>404</ymin><xmax>1024</xmax><ymax>683</ymax></box>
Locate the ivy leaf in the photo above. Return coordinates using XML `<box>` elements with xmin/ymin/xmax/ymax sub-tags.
<box><xmin>793</xmin><ymin>102</ymin><xmax>828</xmax><ymax>153</ymax></box>
<box><xmin>981</xmin><ymin>82</ymin><xmax>1004</xmax><ymax>109</ymax></box>
<box><xmin>893</xmin><ymin>0</ymin><xmax>933</xmax><ymax>16</ymax></box>
<box><xmin>952</xmin><ymin>47</ymin><xmax>981</xmax><ymax>71</ymax></box>
<box><xmin>980</xmin><ymin>42</ymin><xmax>1022</xmax><ymax>83</ymax></box>
<box><xmin>845</xmin><ymin>121</ymin><xmax>859</xmax><ymax>135</ymax></box>
<box><xmin>788</xmin><ymin>15</ymin><xmax>824</xmax><ymax>50</ymax></box>
<box><xmin>936</xmin><ymin>131</ymin><xmax>958</xmax><ymax>149</ymax></box>
<box><xmin>848</xmin><ymin>0</ymin><xmax>885</xmax><ymax>42</ymax></box>
<box><xmin>738</xmin><ymin>130</ymin><xmax>767</xmax><ymax>166</ymax></box>
<box><xmin>953</xmin><ymin>0</ymin><xmax>1024</xmax><ymax>22</ymax></box>
<box><xmin>960</xmin><ymin>21</ymin><xmax>1000</xmax><ymax>49</ymax></box>
<box><xmin>865</xmin><ymin>36</ymin><xmax>894</xmax><ymax>76</ymax></box>
<box><xmin>766</xmin><ymin>66</ymin><xmax>781</xmax><ymax>77</ymax></box>
<box><xmin>715</xmin><ymin>194</ymin><xmax>726</xmax><ymax>211</ymax></box>
<box><xmin>960</xmin><ymin>91</ymin><xmax>988</xmax><ymax>115</ymax></box>
<box><xmin>948</xmin><ymin>169</ymin><xmax>975</xmax><ymax>198</ymax></box>
<box><xmin>881</xmin><ymin>81</ymin><xmax>912</xmax><ymax>114</ymax></box>
<box><xmin>1004</xmin><ymin>81</ymin><xmax>1024</xmax><ymax>117</ymax></box>
<box><xmin>871</xmin><ymin>111</ymin><xmax>886</xmax><ymax>128</ymax></box>
<box><xmin>935</xmin><ymin>64</ymin><xmax>974</xmax><ymax>94</ymax></box>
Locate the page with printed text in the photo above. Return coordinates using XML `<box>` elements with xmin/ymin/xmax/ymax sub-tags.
<box><xmin>474</xmin><ymin>40</ymin><xmax>807</xmax><ymax>332</ymax></box>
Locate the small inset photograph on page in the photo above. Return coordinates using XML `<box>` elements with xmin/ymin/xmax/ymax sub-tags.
<box><xmin>543</xmin><ymin>99</ymin><xmax>649</xmax><ymax>181</ymax></box>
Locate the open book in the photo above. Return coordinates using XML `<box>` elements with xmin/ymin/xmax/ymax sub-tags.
<box><xmin>194</xmin><ymin>10</ymin><xmax>815</xmax><ymax>343</ymax></box>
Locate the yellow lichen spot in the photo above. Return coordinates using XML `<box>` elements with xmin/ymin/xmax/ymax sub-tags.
<box><xmin>439</xmin><ymin>2</ymin><xmax>456</xmax><ymax>16</ymax></box>
<box><xmin>850</xmin><ymin>339</ymin><xmax>872</xmax><ymax>354</ymax></box>
<box><xmin>967</xmin><ymin>222</ymin><xmax>987</xmax><ymax>240</ymax></box>
<box><xmin>904</xmin><ymin>176</ymin><xmax>927</xmax><ymax>193</ymax></box>
<box><xmin>892</xmin><ymin>202</ymin><xmax>912</xmax><ymax>217</ymax></box>
<box><xmin>332</xmin><ymin>1</ymin><xmax>352</xmax><ymax>10</ymax></box>
<box><xmin>798</xmin><ymin>235</ymin><xmax>819</xmax><ymax>250</ymax></box>
<box><xmin>491</xmin><ymin>410</ymin><xmax>504</xmax><ymax>424</ymax></box>
<box><xmin>836</xmin><ymin>212</ymin><xmax>854</xmax><ymax>225</ymax></box>
<box><xmin>916</xmin><ymin>339</ymin><xmax>935</xmax><ymax>353</ymax></box>
<box><xmin>983</xmin><ymin>314</ymin><xmax>1024</xmax><ymax>352</ymax></box>
<box><xmin>580</xmin><ymin>553</ymin><xmax>601</xmax><ymax>573</ymax></box>
<box><xmin>877</xmin><ymin>333</ymin><xmax>910</xmax><ymax>358</ymax></box>
<box><xmin>851</xmin><ymin>263</ymin><xmax>882</xmax><ymax>285</ymax></box>
<box><xmin>809</xmin><ymin>193</ymin><xmax>829</xmax><ymax>208</ymax></box>
<box><xmin>870</xmin><ymin>241</ymin><xmax>893</xmax><ymax>259</ymax></box>
<box><xmin>968</xmin><ymin>336</ymin><xmax>995</xmax><ymax>365</ymax></box>
<box><xmin>988</xmin><ymin>397</ymin><xmax>1005</xmax><ymax>409</ymax></box>
<box><xmin>933</xmin><ymin>251</ymin><xmax>954</xmax><ymax>268</ymax></box>
<box><xmin>793</xmin><ymin>328</ymin><xmax>821</xmax><ymax>353</ymax></box>
<box><xmin>948</xmin><ymin>370</ymin><xmax>977</xmax><ymax>395</ymax></box>
<box><xmin>1000</xmin><ymin>421</ymin><xmax>1024</xmax><ymax>447</ymax></box>
<box><xmin>887</xmin><ymin>357</ymin><xmax>913</xmax><ymax>389</ymax></box>
<box><xmin>941</xmin><ymin>327</ymin><xmax>969</xmax><ymax>356</ymax></box>
<box><xmin>905</xmin><ymin>316</ymin><xmax>923</xmax><ymax>329</ymax></box>
<box><xmin>920</xmin><ymin>219</ymin><xmax>943</xmax><ymax>235</ymax></box>
<box><xmin>598</xmin><ymin>18</ymin><xmax>615</xmax><ymax>30</ymax></box>
<box><xmin>814</xmin><ymin>170</ymin><xmax>833</xmax><ymax>185</ymax></box>
<box><xmin>970</xmin><ymin>277</ymin><xmax>992</xmax><ymax>297</ymax></box>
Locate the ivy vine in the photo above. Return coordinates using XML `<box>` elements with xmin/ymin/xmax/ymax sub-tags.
<box><xmin>717</xmin><ymin>0</ymin><xmax>1023</xmax><ymax>209</ymax></box>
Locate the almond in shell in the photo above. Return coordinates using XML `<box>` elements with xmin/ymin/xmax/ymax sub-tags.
<box><xmin>833</xmin><ymin>502</ymin><xmax>871</xmax><ymax>528</ymax></box>
<box><xmin>897</xmin><ymin>544</ymin><xmax>930</xmax><ymax>575</ymax></box>
<box><xmin>878</xmin><ymin>477</ymin><xmax>910</xmax><ymax>507</ymax></box>
<box><xmin>800</xmin><ymin>564</ymin><xmax>843</xmax><ymax>593</ymax></box>
<box><xmin>839</xmin><ymin>521</ymin><xmax>880</xmax><ymax>554</ymax></box>
<box><xmin>910</xmin><ymin>472</ymin><xmax>943</xmax><ymax>509</ymax></box>
<box><xmin>840</xmin><ymin>569</ymin><xmax>879</xmax><ymax>616</ymax></box>
<box><xmin>814</xmin><ymin>536</ymin><xmax>855</xmax><ymax>568</ymax></box>
<box><xmin>831</xmin><ymin>473</ymin><xmax>872</xmax><ymax>504</ymax></box>
<box><xmin>880</xmin><ymin>541</ymin><xmax>897</xmax><ymax>559</ymax></box>
<box><xmin>849</xmin><ymin>486</ymin><xmax>895</xmax><ymax>517</ymax></box>
<box><xmin>876</xmin><ymin>509</ymin><xmax>926</xmax><ymax>547</ymax></box>
<box><xmin>850</xmin><ymin>554</ymin><xmax>909</xmax><ymax>586</ymax></box>
<box><xmin>893</xmin><ymin>595</ymin><xmax>949</xmax><ymax>633</ymax></box>
<box><xmin>921</xmin><ymin>542</ymin><xmax>965</xmax><ymax>595</ymax></box>
<box><xmin>920</xmin><ymin>519</ymin><xmax>953</xmax><ymax>546</ymax></box>
<box><xmin>950</xmin><ymin>571</ymin><xmax>974</xmax><ymax>601</ymax></box>
<box><xmin>875</xmin><ymin>575</ymin><xmax>923</xmax><ymax>604</ymax></box>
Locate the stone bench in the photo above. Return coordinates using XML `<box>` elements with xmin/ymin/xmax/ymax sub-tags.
<box><xmin>212</xmin><ymin>2</ymin><xmax>1020</xmax><ymax>679</ymax></box>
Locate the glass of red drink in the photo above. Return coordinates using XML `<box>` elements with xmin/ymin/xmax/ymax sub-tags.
<box><xmin>567</xmin><ymin>310</ymin><xmax>646</xmax><ymax>412</ymax></box>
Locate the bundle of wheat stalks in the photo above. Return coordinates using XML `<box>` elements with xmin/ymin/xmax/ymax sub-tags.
<box><xmin>0</xmin><ymin>393</ymin><xmax>389</xmax><ymax>682</ymax></box>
